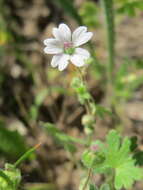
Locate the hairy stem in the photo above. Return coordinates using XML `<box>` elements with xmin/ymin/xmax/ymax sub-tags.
<box><xmin>76</xmin><ymin>68</ymin><xmax>91</xmax><ymax>115</ymax></box>
<box><xmin>101</xmin><ymin>0</ymin><xmax>115</xmax><ymax>84</ymax></box>
<box><xmin>82</xmin><ymin>168</ymin><xmax>92</xmax><ymax>190</ymax></box>
<box><xmin>106</xmin><ymin>169</ymin><xmax>116</xmax><ymax>190</ymax></box>
<box><xmin>110</xmin><ymin>170</ymin><xmax>116</xmax><ymax>190</ymax></box>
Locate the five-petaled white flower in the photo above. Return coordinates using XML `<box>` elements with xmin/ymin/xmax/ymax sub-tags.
<box><xmin>43</xmin><ymin>23</ymin><xmax>93</xmax><ymax>71</ymax></box>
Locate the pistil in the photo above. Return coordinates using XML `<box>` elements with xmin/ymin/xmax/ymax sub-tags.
<box><xmin>64</xmin><ymin>42</ymin><xmax>75</xmax><ymax>55</ymax></box>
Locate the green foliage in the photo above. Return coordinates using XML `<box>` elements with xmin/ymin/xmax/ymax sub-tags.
<box><xmin>89</xmin><ymin>184</ymin><xmax>98</xmax><ymax>190</ymax></box>
<box><xmin>82</xmin><ymin>130</ymin><xmax>143</xmax><ymax>189</ymax></box>
<box><xmin>29</xmin><ymin>86</ymin><xmax>67</xmax><ymax>121</ymax></box>
<box><xmin>82</xmin><ymin>150</ymin><xmax>106</xmax><ymax>170</ymax></box>
<box><xmin>0</xmin><ymin>145</ymin><xmax>40</xmax><ymax>190</ymax></box>
<box><xmin>130</xmin><ymin>136</ymin><xmax>138</xmax><ymax>151</ymax></box>
<box><xmin>114</xmin><ymin>157</ymin><xmax>142</xmax><ymax>189</ymax></box>
<box><xmin>80</xmin><ymin>182</ymin><xmax>101</xmax><ymax>190</ymax></box>
<box><xmin>94</xmin><ymin>105</ymin><xmax>112</xmax><ymax>118</ymax></box>
<box><xmin>100</xmin><ymin>184</ymin><xmax>110</xmax><ymax>190</ymax></box>
<box><xmin>0</xmin><ymin>145</ymin><xmax>39</xmax><ymax>190</ymax></box>
<box><xmin>82</xmin><ymin>150</ymin><xmax>96</xmax><ymax>168</ymax></box>
<box><xmin>35</xmin><ymin>89</ymin><xmax>48</xmax><ymax>107</ymax></box>
<box><xmin>42</xmin><ymin>122</ymin><xmax>85</xmax><ymax>153</ymax></box>
<box><xmin>79</xmin><ymin>181</ymin><xmax>110</xmax><ymax>190</ymax></box>
<box><xmin>71</xmin><ymin>77</ymin><xmax>111</xmax><ymax>120</ymax></box>
<box><xmin>117</xmin><ymin>0</ymin><xmax>143</xmax><ymax>16</ymax></box>
<box><xmin>104</xmin><ymin>131</ymin><xmax>143</xmax><ymax>189</ymax></box>
<box><xmin>79</xmin><ymin>2</ymin><xmax>99</xmax><ymax>28</ymax></box>
<box><xmin>71</xmin><ymin>77</ymin><xmax>91</xmax><ymax>105</ymax></box>
<box><xmin>29</xmin><ymin>88</ymin><xmax>49</xmax><ymax>121</ymax></box>
<box><xmin>71</xmin><ymin>76</ymin><xmax>111</xmax><ymax>135</ymax></box>
<box><xmin>0</xmin><ymin>121</ymin><xmax>27</xmax><ymax>159</ymax></box>
<box><xmin>133</xmin><ymin>150</ymin><xmax>143</xmax><ymax>166</ymax></box>
<box><xmin>0</xmin><ymin>11</ymin><xmax>13</xmax><ymax>46</ymax></box>
<box><xmin>0</xmin><ymin>169</ymin><xmax>13</xmax><ymax>188</ymax></box>
<box><xmin>0</xmin><ymin>164</ymin><xmax>21</xmax><ymax>190</ymax></box>
<box><xmin>114</xmin><ymin>60</ymin><xmax>143</xmax><ymax>100</ymax></box>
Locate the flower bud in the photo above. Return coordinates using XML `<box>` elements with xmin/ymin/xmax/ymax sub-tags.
<box><xmin>84</xmin><ymin>126</ymin><xmax>93</xmax><ymax>135</ymax></box>
<box><xmin>82</xmin><ymin>114</ymin><xmax>95</xmax><ymax>127</ymax></box>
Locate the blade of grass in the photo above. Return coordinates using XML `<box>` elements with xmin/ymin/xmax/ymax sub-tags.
<box><xmin>14</xmin><ymin>143</ymin><xmax>41</xmax><ymax>168</ymax></box>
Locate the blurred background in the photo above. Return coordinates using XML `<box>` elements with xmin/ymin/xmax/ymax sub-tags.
<box><xmin>0</xmin><ymin>0</ymin><xmax>143</xmax><ymax>189</ymax></box>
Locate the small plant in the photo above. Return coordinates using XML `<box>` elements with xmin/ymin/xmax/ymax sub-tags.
<box><xmin>1</xmin><ymin>0</ymin><xmax>143</xmax><ymax>189</ymax></box>
<box><xmin>43</xmin><ymin>19</ymin><xmax>143</xmax><ymax>189</ymax></box>
<box><xmin>0</xmin><ymin>164</ymin><xmax>21</xmax><ymax>190</ymax></box>
<box><xmin>0</xmin><ymin>143</ymin><xmax>41</xmax><ymax>190</ymax></box>
<box><xmin>82</xmin><ymin>130</ymin><xmax>142</xmax><ymax>190</ymax></box>
<box><xmin>42</xmin><ymin>124</ymin><xmax>143</xmax><ymax>190</ymax></box>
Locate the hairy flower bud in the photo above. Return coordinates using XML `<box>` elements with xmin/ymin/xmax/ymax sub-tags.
<box><xmin>82</xmin><ymin>114</ymin><xmax>95</xmax><ymax>127</ymax></box>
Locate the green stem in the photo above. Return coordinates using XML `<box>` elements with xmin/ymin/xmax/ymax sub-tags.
<box><xmin>110</xmin><ymin>172</ymin><xmax>116</xmax><ymax>190</ymax></box>
<box><xmin>82</xmin><ymin>168</ymin><xmax>92</xmax><ymax>190</ymax></box>
<box><xmin>106</xmin><ymin>169</ymin><xmax>116</xmax><ymax>190</ymax></box>
<box><xmin>101</xmin><ymin>0</ymin><xmax>115</xmax><ymax>85</ymax></box>
<box><xmin>76</xmin><ymin>68</ymin><xmax>91</xmax><ymax>114</ymax></box>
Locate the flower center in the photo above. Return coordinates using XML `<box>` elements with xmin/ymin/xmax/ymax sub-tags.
<box><xmin>63</xmin><ymin>42</ymin><xmax>75</xmax><ymax>55</ymax></box>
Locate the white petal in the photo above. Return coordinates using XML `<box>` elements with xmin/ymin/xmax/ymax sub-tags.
<box><xmin>59</xmin><ymin>24</ymin><xmax>71</xmax><ymax>41</ymax></box>
<box><xmin>70</xmin><ymin>48</ymin><xmax>90</xmax><ymax>67</ymax></box>
<box><xmin>70</xmin><ymin>55</ymin><xmax>85</xmax><ymax>67</ymax></box>
<box><xmin>43</xmin><ymin>38</ymin><xmax>63</xmax><ymax>54</ymax></box>
<box><xmin>72</xmin><ymin>26</ymin><xmax>87</xmax><ymax>43</ymax></box>
<box><xmin>58</xmin><ymin>54</ymin><xmax>70</xmax><ymax>71</ymax></box>
<box><xmin>51</xmin><ymin>54</ymin><xmax>62</xmax><ymax>67</ymax></box>
<box><xmin>75</xmin><ymin>48</ymin><xmax>90</xmax><ymax>58</ymax></box>
<box><xmin>53</xmin><ymin>23</ymin><xmax>71</xmax><ymax>42</ymax></box>
<box><xmin>44</xmin><ymin>46</ymin><xmax>62</xmax><ymax>54</ymax></box>
<box><xmin>73</xmin><ymin>31</ymin><xmax>93</xmax><ymax>47</ymax></box>
<box><xmin>53</xmin><ymin>28</ymin><xmax>61</xmax><ymax>41</ymax></box>
<box><xmin>44</xmin><ymin>38</ymin><xmax>62</xmax><ymax>46</ymax></box>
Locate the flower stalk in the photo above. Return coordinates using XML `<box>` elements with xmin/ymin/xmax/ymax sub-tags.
<box><xmin>82</xmin><ymin>168</ymin><xmax>92</xmax><ymax>190</ymax></box>
<box><xmin>106</xmin><ymin>169</ymin><xmax>116</xmax><ymax>190</ymax></box>
<box><xmin>76</xmin><ymin>68</ymin><xmax>91</xmax><ymax>114</ymax></box>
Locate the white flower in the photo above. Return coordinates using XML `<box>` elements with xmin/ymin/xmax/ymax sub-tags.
<box><xmin>43</xmin><ymin>23</ymin><xmax>93</xmax><ymax>71</ymax></box>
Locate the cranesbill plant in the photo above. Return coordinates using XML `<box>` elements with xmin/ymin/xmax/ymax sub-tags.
<box><xmin>43</xmin><ymin>23</ymin><xmax>143</xmax><ymax>190</ymax></box>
